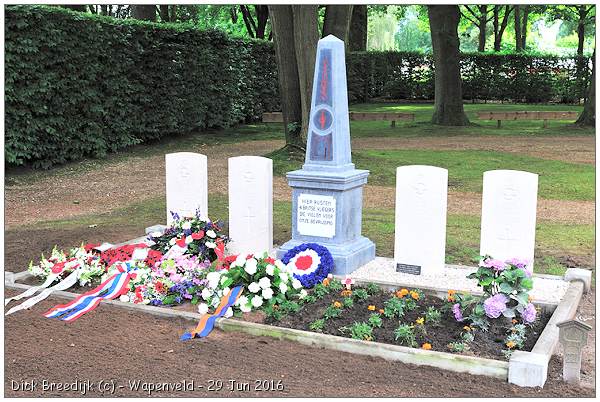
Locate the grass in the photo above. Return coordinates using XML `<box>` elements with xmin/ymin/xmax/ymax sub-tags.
<box><xmin>6</xmin><ymin>102</ymin><xmax>592</xmax><ymax>186</ymax></box>
<box><xmin>27</xmin><ymin>194</ymin><xmax>594</xmax><ymax>276</ymax></box>
<box><xmin>272</xmin><ymin>149</ymin><xmax>595</xmax><ymax>201</ymax></box>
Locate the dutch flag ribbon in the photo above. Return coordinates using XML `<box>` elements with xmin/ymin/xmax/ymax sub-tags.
<box><xmin>180</xmin><ymin>285</ymin><xmax>244</xmax><ymax>341</ymax></box>
<box><xmin>43</xmin><ymin>263</ymin><xmax>133</xmax><ymax>322</ymax></box>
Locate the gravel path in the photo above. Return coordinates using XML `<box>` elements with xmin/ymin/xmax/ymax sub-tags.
<box><xmin>5</xmin><ymin>136</ymin><xmax>594</xmax><ymax>228</ymax></box>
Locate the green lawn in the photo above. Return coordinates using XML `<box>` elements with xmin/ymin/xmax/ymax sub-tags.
<box><xmin>28</xmin><ymin>193</ymin><xmax>594</xmax><ymax>276</ymax></box>
<box><xmin>272</xmin><ymin>149</ymin><xmax>595</xmax><ymax>201</ymax></box>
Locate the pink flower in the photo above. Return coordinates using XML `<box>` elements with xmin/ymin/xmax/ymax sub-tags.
<box><xmin>170</xmin><ymin>273</ymin><xmax>183</xmax><ymax>283</ymax></box>
<box><xmin>343</xmin><ymin>276</ymin><xmax>354</xmax><ymax>289</ymax></box>
<box><xmin>482</xmin><ymin>258</ymin><xmax>507</xmax><ymax>272</ymax></box>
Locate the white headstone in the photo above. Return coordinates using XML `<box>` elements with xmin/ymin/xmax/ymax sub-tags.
<box><xmin>228</xmin><ymin>156</ymin><xmax>273</xmax><ymax>255</ymax></box>
<box><xmin>165</xmin><ymin>152</ymin><xmax>208</xmax><ymax>224</ymax></box>
<box><xmin>394</xmin><ymin>165</ymin><xmax>448</xmax><ymax>276</ymax></box>
<box><xmin>480</xmin><ymin>169</ymin><xmax>538</xmax><ymax>270</ymax></box>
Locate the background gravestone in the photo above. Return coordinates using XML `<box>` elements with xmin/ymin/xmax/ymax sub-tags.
<box><xmin>277</xmin><ymin>35</ymin><xmax>375</xmax><ymax>275</ymax></box>
<box><xmin>228</xmin><ymin>156</ymin><xmax>273</xmax><ymax>255</ymax></box>
<box><xmin>394</xmin><ymin>165</ymin><xmax>448</xmax><ymax>276</ymax></box>
<box><xmin>557</xmin><ymin>319</ymin><xmax>592</xmax><ymax>384</ymax></box>
<box><xmin>165</xmin><ymin>152</ymin><xmax>208</xmax><ymax>225</ymax></box>
<box><xmin>479</xmin><ymin>169</ymin><xmax>538</xmax><ymax>269</ymax></box>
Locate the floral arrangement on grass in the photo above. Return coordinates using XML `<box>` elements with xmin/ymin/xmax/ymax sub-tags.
<box><xmin>280</xmin><ymin>243</ymin><xmax>334</xmax><ymax>288</ymax></box>
<box><xmin>148</xmin><ymin>211</ymin><xmax>228</xmax><ymax>262</ymax></box>
<box><xmin>197</xmin><ymin>252</ymin><xmax>307</xmax><ymax>316</ymax></box>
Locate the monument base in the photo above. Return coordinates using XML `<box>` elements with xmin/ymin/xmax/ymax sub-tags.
<box><xmin>277</xmin><ymin>236</ymin><xmax>376</xmax><ymax>276</ymax></box>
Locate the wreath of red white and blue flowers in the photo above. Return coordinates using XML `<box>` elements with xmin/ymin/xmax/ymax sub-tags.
<box><xmin>281</xmin><ymin>243</ymin><xmax>334</xmax><ymax>288</ymax></box>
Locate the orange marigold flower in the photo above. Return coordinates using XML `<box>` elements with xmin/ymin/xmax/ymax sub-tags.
<box><xmin>333</xmin><ymin>301</ymin><xmax>342</xmax><ymax>308</ymax></box>
<box><xmin>421</xmin><ymin>343</ymin><xmax>432</xmax><ymax>350</ymax></box>
<box><xmin>447</xmin><ymin>289</ymin><xmax>456</xmax><ymax>295</ymax></box>
<box><xmin>340</xmin><ymin>289</ymin><xmax>353</xmax><ymax>297</ymax></box>
<box><xmin>528</xmin><ymin>295</ymin><xmax>533</xmax><ymax>302</ymax></box>
<box><xmin>512</xmin><ymin>319</ymin><xmax>518</xmax><ymax>325</ymax></box>
<box><xmin>506</xmin><ymin>341</ymin><xmax>516</xmax><ymax>349</ymax></box>
<box><xmin>367</xmin><ymin>305</ymin><xmax>376</xmax><ymax>311</ymax></box>
<box><xmin>410</xmin><ymin>291</ymin><xmax>420</xmax><ymax>300</ymax></box>
<box><xmin>378</xmin><ymin>309</ymin><xmax>385</xmax><ymax>314</ymax></box>
<box><xmin>396</xmin><ymin>288</ymin><xmax>409</xmax><ymax>298</ymax></box>
<box><xmin>322</xmin><ymin>278</ymin><xmax>330</xmax><ymax>287</ymax></box>
<box><xmin>447</xmin><ymin>295</ymin><xmax>455</xmax><ymax>302</ymax></box>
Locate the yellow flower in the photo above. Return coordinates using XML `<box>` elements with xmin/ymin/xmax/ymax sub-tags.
<box><xmin>333</xmin><ymin>301</ymin><xmax>342</xmax><ymax>308</ymax></box>
<box><xmin>463</xmin><ymin>325</ymin><xmax>471</xmax><ymax>331</ymax></box>
<box><xmin>506</xmin><ymin>341</ymin><xmax>516</xmax><ymax>349</ymax></box>
<box><xmin>340</xmin><ymin>289</ymin><xmax>353</xmax><ymax>297</ymax></box>
<box><xmin>448</xmin><ymin>289</ymin><xmax>456</xmax><ymax>295</ymax></box>
<box><xmin>322</xmin><ymin>278</ymin><xmax>330</xmax><ymax>287</ymax></box>
<box><xmin>421</xmin><ymin>343</ymin><xmax>432</xmax><ymax>350</ymax></box>
<box><xmin>396</xmin><ymin>288</ymin><xmax>409</xmax><ymax>298</ymax></box>
<box><xmin>528</xmin><ymin>295</ymin><xmax>534</xmax><ymax>302</ymax></box>
<box><xmin>410</xmin><ymin>291</ymin><xmax>420</xmax><ymax>300</ymax></box>
<box><xmin>378</xmin><ymin>309</ymin><xmax>385</xmax><ymax>314</ymax></box>
<box><xmin>367</xmin><ymin>305</ymin><xmax>376</xmax><ymax>311</ymax></box>
<box><xmin>416</xmin><ymin>317</ymin><xmax>425</xmax><ymax>325</ymax></box>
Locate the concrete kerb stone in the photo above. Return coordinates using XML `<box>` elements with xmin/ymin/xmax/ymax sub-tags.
<box><xmin>508</xmin><ymin>351</ymin><xmax>550</xmax><ymax>388</ymax></box>
<box><xmin>564</xmin><ymin>268</ymin><xmax>593</xmax><ymax>293</ymax></box>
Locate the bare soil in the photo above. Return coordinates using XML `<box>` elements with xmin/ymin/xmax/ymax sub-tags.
<box><xmin>4</xmin><ymin>228</ymin><xmax>595</xmax><ymax>396</ymax></box>
<box><xmin>267</xmin><ymin>287</ymin><xmax>551</xmax><ymax>360</ymax></box>
<box><xmin>5</xmin><ymin>137</ymin><xmax>594</xmax><ymax>228</ymax></box>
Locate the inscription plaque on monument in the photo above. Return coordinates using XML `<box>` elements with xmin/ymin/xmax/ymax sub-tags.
<box><xmin>297</xmin><ymin>194</ymin><xmax>336</xmax><ymax>238</ymax></box>
<box><xmin>396</xmin><ymin>263</ymin><xmax>422</xmax><ymax>275</ymax></box>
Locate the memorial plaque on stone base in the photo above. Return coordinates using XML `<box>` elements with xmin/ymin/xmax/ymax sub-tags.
<box><xmin>396</xmin><ymin>263</ymin><xmax>422</xmax><ymax>275</ymax></box>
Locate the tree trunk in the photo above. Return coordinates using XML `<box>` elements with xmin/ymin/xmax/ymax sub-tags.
<box><xmin>292</xmin><ymin>5</ymin><xmax>319</xmax><ymax>143</ymax></box>
<box><xmin>493</xmin><ymin>6</ymin><xmax>511</xmax><ymax>51</ymax></box>
<box><xmin>577</xmin><ymin>6</ymin><xmax>586</xmax><ymax>56</ymax></box>
<box><xmin>348</xmin><ymin>5</ymin><xmax>367</xmax><ymax>51</ymax></box>
<box><xmin>576</xmin><ymin>51</ymin><xmax>595</xmax><ymax>126</ymax></box>
<box><xmin>477</xmin><ymin>5</ymin><xmax>487</xmax><ymax>52</ymax></box>
<box><xmin>255</xmin><ymin>6</ymin><xmax>270</xmax><ymax>39</ymax></box>
<box><xmin>514</xmin><ymin>6</ymin><xmax>522</xmax><ymax>52</ymax></box>
<box><xmin>521</xmin><ymin>6</ymin><xmax>529</xmax><ymax>50</ymax></box>
<box><xmin>62</xmin><ymin>5</ymin><xmax>86</xmax><ymax>12</ymax></box>
<box><xmin>131</xmin><ymin>5</ymin><xmax>156</xmax><ymax>21</ymax></box>
<box><xmin>428</xmin><ymin>5</ymin><xmax>469</xmax><ymax>126</ymax></box>
<box><xmin>159</xmin><ymin>5</ymin><xmax>170</xmax><ymax>22</ymax></box>
<box><xmin>322</xmin><ymin>5</ymin><xmax>353</xmax><ymax>42</ymax></box>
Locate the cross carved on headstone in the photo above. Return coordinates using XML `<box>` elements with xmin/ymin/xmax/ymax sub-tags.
<box><xmin>244</xmin><ymin>207</ymin><xmax>257</xmax><ymax>233</ymax></box>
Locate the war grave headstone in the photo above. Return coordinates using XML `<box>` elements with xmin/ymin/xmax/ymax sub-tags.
<box><xmin>277</xmin><ymin>35</ymin><xmax>375</xmax><ymax>275</ymax></box>
<box><xmin>165</xmin><ymin>152</ymin><xmax>208</xmax><ymax>225</ymax></box>
<box><xmin>557</xmin><ymin>319</ymin><xmax>592</xmax><ymax>384</ymax></box>
<box><xmin>228</xmin><ymin>156</ymin><xmax>273</xmax><ymax>255</ymax></box>
<box><xmin>394</xmin><ymin>165</ymin><xmax>448</xmax><ymax>275</ymax></box>
<box><xmin>480</xmin><ymin>170</ymin><xmax>538</xmax><ymax>270</ymax></box>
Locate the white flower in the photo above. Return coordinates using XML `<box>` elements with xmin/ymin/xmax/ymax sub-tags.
<box><xmin>197</xmin><ymin>303</ymin><xmax>209</xmax><ymax>315</ymax></box>
<box><xmin>292</xmin><ymin>278</ymin><xmax>302</xmax><ymax>289</ymax></box>
<box><xmin>251</xmin><ymin>295</ymin><xmax>263</xmax><ymax>308</ymax></box>
<box><xmin>206</xmin><ymin>271</ymin><xmax>221</xmax><ymax>289</ymax></box>
<box><xmin>224</xmin><ymin>307</ymin><xmax>233</xmax><ymax>318</ymax></box>
<box><xmin>211</xmin><ymin>297</ymin><xmax>220</xmax><ymax>307</ymax></box>
<box><xmin>248</xmin><ymin>282</ymin><xmax>261</xmax><ymax>293</ymax></box>
<box><xmin>169</xmin><ymin>238</ymin><xmax>176</xmax><ymax>245</ymax></box>
<box><xmin>206</xmin><ymin>230</ymin><xmax>216</xmax><ymax>238</ymax></box>
<box><xmin>240</xmin><ymin>303</ymin><xmax>252</xmax><ymax>313</ymax></box>
<box><xmin>222</xmin><ymin>287</ymin><xmax>231</xmax><ymax>296</ymax></box>
<box><xmin>182</xmin><ymin>221</ymin><xmax>192</xmax><ymax>230</ymax></box>
<box><xmin>275</xmin><ymin>260</ymin><xmax>286</xmax><ymax>270</ymax></box>
<box><xmin>279</xmin><ymin>272</ymin><xmax>289</xmax><ymax>283</ymax></box>
<box><xmin>220</xmin><ymin>275</ymin><xmax>229</xmax><ymax>285</ymax></box>
<box><xmin>237</xmin><ymin>295</ymin><xmax>248</xmax><ymax>307</ymax></box>
<box><xmin>258</xmin><ymin>276</ymin><xmax>271</xmax><ymax>289</ymax></box>
<box><xmin>244</xmin><ymin>258</ymin><xmax>258</xmax><ymax>275</ymax></box>
<box><xmin>205</xmin><ymin>241</ymin><xmax>216</xmax><ymax>249</ymax></box>
<box><xmin>265</xmin><ymin>264</ymin><xmax>275</xmax><ymax>276</ymax></box>
<box><xmin>279</xmin><ymin>282</ymin><xmax>288</xmax><ymax>294</ymax></box>
<box><xmin>150</xmin><ymin>231</ymin><xmax>163</xmax><ymax>238</ymax></box>
<box><xmin>232</xmin><ymin>254</ymin><xmax>246</xmax><ymax>268</ymax></box>
<box><xmin>201</xmin><ymin>287</ymin><xmax>213</xmax><ymax>301</ymax></box>
<box><xmin>261</xmin><ymin>287</ymin><xmax>274</xmax><ymax>300</ymax></box>
<box><xmin>119</xmin><ymin>294</ymin><xmax>130</xmax><ymax>303</ymax></box>
<box><xmin>185</xmin><ymin>235</ymin><xmax>193</xmax><ymax>244</ymax></box>
<box><xmin>299</xmin><ymin>289</ymin><xmax>308</xmax><ymax>299</ymax></box>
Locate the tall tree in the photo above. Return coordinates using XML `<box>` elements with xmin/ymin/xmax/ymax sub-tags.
<box><xmin>514</xmin><ymin>5</ymin><xmax>530</xmax><ymax>51</ymax></box>
<box><xmin>576</xmin><ymin>51</ymin><xmax>595</xmax><ymax>126</ymax></box>
<box><xmin>239</xmin><ymin>5</ymin><xmax>270</xmax><ymax>39</ymax></box>
<box><xmin>348</xmin><ymin>5</ymin><xmax>367</xmax><ymax>51</ymax></box>
<box><xmin>548</xmin><ymin>5</ymin><xmax>595</xmax><ymax>56</ymax></box>
<box><xmin>460</xmin><ymin>5</ymin><xmax>492</xmax><ymax>52</ymax></box>
<box><xmin>269</xmin><ymin>5</ymin><xmax>319</xmax><ymax>151</ymax></box>
<box><xmin>492</xmin><ymin>5</ymin><xmax>512</xmax><ymax>51</ymax></box>
<box><xmin>428</xmin><ymin>5</ymin><xmax>469</xmax><ymax>126</ymax></box>
<box><xmin>131</xmin><ymin>5</ymin><xmax>156</xmax><ymax>21</ymax></box>
<box><xmin>159</xmin><ymin>5</ymin><xmax>170</xmax><ymax>22</ymax></box>
<box><xmin>322</xmin><ymin>5</ymin><xmax>354</xmax><ymax>42</ymax></box>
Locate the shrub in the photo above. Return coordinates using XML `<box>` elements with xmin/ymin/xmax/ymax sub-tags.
<box><xmin>5</xmin><ymin>5</ymin><xmax>278</xmax><ymax>168</ymax></box>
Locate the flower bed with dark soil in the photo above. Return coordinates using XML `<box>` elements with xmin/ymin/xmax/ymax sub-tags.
<box><xmin>265</xmin><ymin>284</ymin><xmax>551</xmax><ymax>361</ymax></box>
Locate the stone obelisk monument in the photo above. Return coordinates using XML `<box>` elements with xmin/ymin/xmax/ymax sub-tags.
<box><xmin>277</xmin><ymin>35</ymin><xmax>376</xmax><ymax>275</ymax></box>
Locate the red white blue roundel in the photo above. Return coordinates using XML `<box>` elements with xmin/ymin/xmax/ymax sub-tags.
<box><xmin>281</xmin><ymin>243</ymin><xmax>334</xmax><ymax>288</ymax></box>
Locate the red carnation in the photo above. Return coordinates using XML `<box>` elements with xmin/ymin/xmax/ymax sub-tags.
<box><xmin>51</xmin><ymin>262</ymin><xmax>65</xmax><ymax>274</ymax></box>
<box><xmin>176</xmin><ymin>238</ymin><xmax>187</xmax><ymax>248</ymax></box>
<box><xmin>191</xmin><ymin>231</ymin><xmax>204</xmax><ymax>240</ymax></box>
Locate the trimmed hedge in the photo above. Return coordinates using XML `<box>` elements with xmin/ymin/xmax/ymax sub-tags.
<box><xmin>347</xmin><ymin>51</ymin><xmax>591</xmax><ymax>104</ymax></box>
<box><xmin>5</xmin><ymin>6</ymin><xmax>591</xmax><ymax>168</ymax></box>
<box><xmin>5</xmin><ymin>5</ymin><xmax>278</xmax><ymax>168</ymax></box>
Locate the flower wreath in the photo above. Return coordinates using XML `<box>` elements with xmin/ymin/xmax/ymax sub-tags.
<box><xmin>281</xmin><ymin>243</ymin><xmax>334</xmax><ymax>288</ymax></box>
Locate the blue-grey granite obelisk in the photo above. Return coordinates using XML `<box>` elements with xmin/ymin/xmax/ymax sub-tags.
<box><xmin>277</xmin><ymin>35</ymin><xmax>376</xmax><ymax>275</ymax></box>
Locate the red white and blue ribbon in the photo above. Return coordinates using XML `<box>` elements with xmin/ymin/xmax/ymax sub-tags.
<box><xmin>180</xmin><ymin>285</ymin><xmax>244</xmax><ymax>341</ymax></box>
<box><xmin>43</xmin><ymin>264</ymin><xmax>132</xmax><ymax>322</ymax></box>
